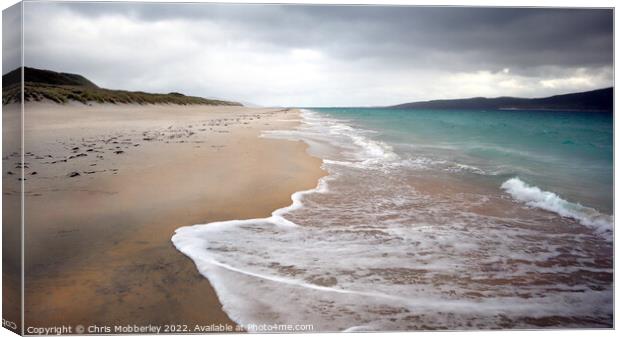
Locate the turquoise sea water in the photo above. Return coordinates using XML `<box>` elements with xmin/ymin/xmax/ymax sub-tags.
<box><xmin>174</xmin><ymin>108</ymin><xmax>613</xmax><ymax>331</ymax></box>
<box><xmin>315</xmin><ymin>108</ymin><xmax>613</xmax><ymax>214</ymax></box>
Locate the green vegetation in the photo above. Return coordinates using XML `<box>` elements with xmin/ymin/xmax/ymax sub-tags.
<box><xmin>3</xmin><ymin>82</ymin><xmax>242</xmax><ymax>106</ymax></box>
<box><xmin>2</xmin><ymin>67</ymin><xmax>242</xmax><ymax>106</ymax></box>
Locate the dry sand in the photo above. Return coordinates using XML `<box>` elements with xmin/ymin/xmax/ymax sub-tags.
<box><xmin>2</xmin><ymin>102</ymin><xmax>325</xmax><ymax>330</ymax></box>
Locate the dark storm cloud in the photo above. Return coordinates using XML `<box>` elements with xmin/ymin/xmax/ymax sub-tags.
<box><xmin>54</xmin><ymin>3</ymin><xmax>612</xmax><ymax>72</ymax></box>
<box><xmin>19</xmin><ymin>2</ymin><xmax>614</xmax><ymax>105</ymax></box>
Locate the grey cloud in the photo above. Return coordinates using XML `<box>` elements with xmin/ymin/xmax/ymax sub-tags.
<box><xmin>54</xmin><ymin>3</ymin><xmax>613</xmax><ymax>70</ymax></box>
<box><xmin>16</xmin><ymin>2</ymin><xmax>614</xmax><ymax>105</ymax></box>
<box><xmin>3</xmin><ymin>3</ymin><xmax>22</xmax><ymax>73</ymax></box>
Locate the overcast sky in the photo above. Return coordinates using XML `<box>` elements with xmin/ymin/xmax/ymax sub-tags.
<box><xmin>12</xmin><ymin>2</ymin><xmax>614</xmax><ymax>106</ymax></box>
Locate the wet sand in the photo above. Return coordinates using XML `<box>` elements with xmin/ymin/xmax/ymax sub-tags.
<box><xmin>2</xmin><ymin>103</ymin><xmax>325</xmax><ymax>330</ymax></box>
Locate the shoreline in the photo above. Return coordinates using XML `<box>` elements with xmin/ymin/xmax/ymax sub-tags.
<box><xmin>4</xmin><ymin>102</ymin><xmax>326</xmax><ymax>328</ymax></box>
<box><xmin>171</xmin><ymin>163</ymin><xmax>331</xmax><ymax>329</ymax></box>
<box><xmin>168</xmin><ymin>107</ymin><xmax>613</xmax><ymax>330</ymax></box>
<box><xmin>6</xmin><ymin>102</ymin><xmax>612</xmax><ymax>330</ymax></box>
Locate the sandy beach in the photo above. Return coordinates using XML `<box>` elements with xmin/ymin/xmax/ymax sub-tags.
<box><xmin>2</xmin><ymin>3</ymin><xmax>613</xmax><ymax>332</ymax></box>
<box><xmin>2</xmin><ymin>102</ymin><xmax>324</xmax><ymax>329</ymax></box>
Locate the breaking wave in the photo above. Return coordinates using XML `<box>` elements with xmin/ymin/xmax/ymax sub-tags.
<box><xmin>501</xmin><ymin>177</ymin><xmax>613</xmax><ymax>239</ymax></box>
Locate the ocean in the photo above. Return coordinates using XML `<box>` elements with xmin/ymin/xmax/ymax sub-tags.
<box><xmin>172</xmin><ymin>108</ymin><xmax>613</xmax><ymax>331</ymax></box>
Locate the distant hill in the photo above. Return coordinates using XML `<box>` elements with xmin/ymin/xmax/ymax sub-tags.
<box><xmin>2</xmin><ymin>67</ymin><xmax>242</xmax><ymax>106</ymax></box>
<box><xmin>390</xmin><ymin>87</ymin><xmax>613</xmax><ymax>112</ymax></box>
<box><xmin>3</xmin><ymin>67</ymin><xmax>99</xmax><ymax>88</ymax></box>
